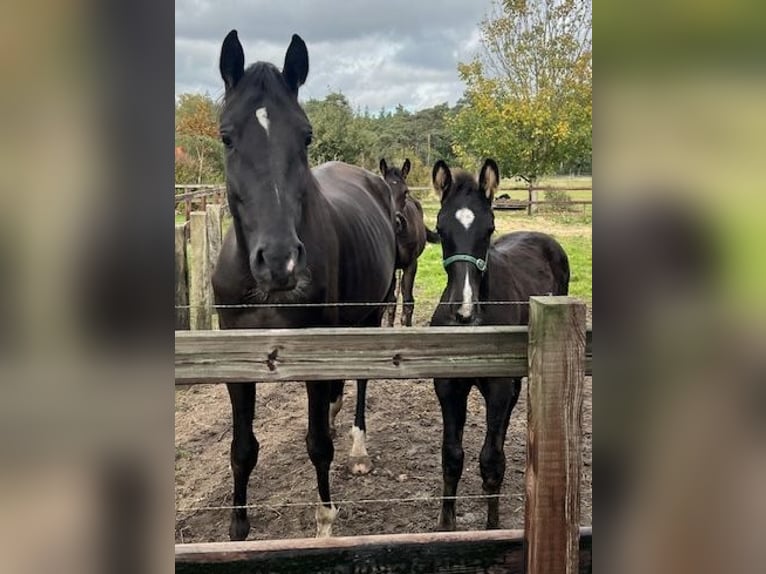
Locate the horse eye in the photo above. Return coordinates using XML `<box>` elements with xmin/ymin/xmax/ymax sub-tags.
<box><xmin>304</xmin><ymin>132</ymin><xmax>313</xmax><ymax>146</ymax></box>
<box><xmin>221</xmin><ymin>133</ymin><xmax>233</xmax><ymax>148</ymax></box>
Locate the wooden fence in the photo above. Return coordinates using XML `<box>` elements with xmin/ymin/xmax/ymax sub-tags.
<box><xmin>175</xmin><ymin>204</ymin><xmax>225</xmax><ymax>331</ymax></box>
<box><xmin>175</xmin><ymin>297</ymin><xmax>592</xmax><ymax>573</ymax></box>
<box><xmin>175</xmin><ymin>185</ymin><xmax>227</xmax><ymax>225</ymax></box>
<box><xmin>175</xmin><ymin>184</ymin><xmax>592</xmax><ymax>220</ymax></box>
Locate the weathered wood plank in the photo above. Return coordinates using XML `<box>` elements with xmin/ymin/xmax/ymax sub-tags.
<box><xmin>525</xmin><ymin>297</ymin><xmax>586</xmax><ymax>574</ymax></box>
<box><xmin>175</xmin><ymin>325</ymin><xmax>592</xmax><ymax>383</ymax></box>
<box><xmin>176</xmin><ymin>326</ymin><xmax>529</xmax><ymax>383</ymax></box>
<box><xmin>175</xmin><ymin>527</ymin><xmax>592</xmax><ymax>574</ymax></box>
<box><xmin>189</xmin><ymin>212</ymin><xmax>211</xmax><ymax>330</ymax></box>
<box><xmin>175</xmin><ymin>223</ymin><xmax>190</xmax><ymax>330</ymax></box>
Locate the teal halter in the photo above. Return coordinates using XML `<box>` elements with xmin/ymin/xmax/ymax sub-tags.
<box><xmin>443</xmin><ymin>253</ymin><xmax>488</xmax><ymax>272</ymax></box>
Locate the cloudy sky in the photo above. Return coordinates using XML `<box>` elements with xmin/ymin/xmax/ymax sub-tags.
<box><xmin>175</xmin><ymin>0</ymin><xmax>493</xmax><ymax>112</ymax></box>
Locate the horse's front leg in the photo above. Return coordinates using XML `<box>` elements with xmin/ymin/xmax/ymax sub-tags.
<box><xmin>306</xmin><ymin>381</ymin><xmax>337</xmax><ymax>537</ymax></box>
<box><xmin>226</xmin><ymin>382</ymin><xmax>259</xmax><ymax>541</ymax></box>
<box><xmin>478</xmin><ymin>377</ymin><xmax>521</xmax><ymax>529</ymax></box>
<box><xmin>384</xmin><ymin>272</ymin><xmax>398</xmax><ymax>327</ymax></box>
<box><xmin>400</xmin><ymin>259</ymin><xmax>418</xmax><ymax>326</ymax></box>
<box><xmin>435</xmin><ymin>378</ymin><xmax>471</xmax><ymax>531</ymax></box>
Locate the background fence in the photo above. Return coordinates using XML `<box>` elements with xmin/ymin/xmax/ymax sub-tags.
<box><xmin>175</xmin><ymin>183</ymin><xmax>593</xmax><ymax>223</ymax></box>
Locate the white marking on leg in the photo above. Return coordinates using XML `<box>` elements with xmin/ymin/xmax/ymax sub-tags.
<box><xmin>349</xmin><ymin>425</ymin><xmax>368</xmax><ymax>458</ymax></box>
<box><xmin>455</xmin><ymin>207</ymin><xmax>475</xmax><ymax>230</ymax></box>
<box><xmin>315</xmin><ymin>502</ymin><xmax>338</xmax><ymax>538</ymax></box>
<box><xmin>458</xmin><ymin>270</ymin><xmax>473</xmax><ymax>319</ymax></box>
<box><xmin>349</xmin><ymin>424</ymin><xmax>372</xmax><ymax>474</ymax></box>
<box><xmin>255</xmin><ymin>107</ymin><xmax>269</xmax><ymax>135</ymax></box>
<box><xmin>286</xmin><ymin>258</ymin><xmax>295</xmax><ymax>274</ymax></box>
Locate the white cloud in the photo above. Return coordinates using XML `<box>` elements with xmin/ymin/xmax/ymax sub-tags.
<box><xmin>175</xmin><ymin>0</ymin><xmax>493</xmax><ymax>111</ymax></box>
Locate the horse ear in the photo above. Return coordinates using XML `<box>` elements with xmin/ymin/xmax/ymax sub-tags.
<box><xmin>401</xmin><ymin>158</ymin><xmax>411</xmax><ymax>180</ymax></box>
<box><xmin>283</xmin><ymin>34</ymin><xmax>309</xmax><ymax>95</ymax></box>
<box><xmin>479</xmin><ymin>158</ymin><xmax>499</xmax><ymax>201</ymax></box>
<box><xmin>432</xmin><ymin>160</ymin><xmax>452</xmax><ymax>201</ymax></box>
<box><xmin>220</xmin><ymin>30</ymin><xmax>245</xmax><ymax>92</ymax></box>
<box><xmin>379</xmin><ymin>158</ymin><xmax>388</xmax><ymax>176</ymax></box>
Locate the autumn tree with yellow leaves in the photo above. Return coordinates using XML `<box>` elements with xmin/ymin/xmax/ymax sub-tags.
<box><xmin>450</xmin><ymin>0</ymin><xmax>592</xmax><ymax>182</ymax></box>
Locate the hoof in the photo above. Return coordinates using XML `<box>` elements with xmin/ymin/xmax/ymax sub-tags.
<box><xmin>348</xmin><ymin>455</ymin><xmax>373</xmax><ymax>475</ymax></box>
<box><xmin>229</xmin><ymin>516</ymin><xmax>250</xmax><ymax>541</ymax></box>
<box><xmin>436</xmin><ymin>511</ymin><xmax>456</xmax><ymax>532</ymax></box>
<box><xmin>316</xmin><ymin>504</ymin><xmax>338</xmax><ymax>538</ymax></box>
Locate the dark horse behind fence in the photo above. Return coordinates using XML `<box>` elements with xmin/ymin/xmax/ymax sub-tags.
<box><xmin>379</xmin><ymin>158</ymin><xmax>440</xmax><ymax>327</ymax></box>
<box><xmin>429</xmin><ymin>158</ymin><xmax>570</xmax><ymax>530</ymax></box>
<box><xmin>212</xmin><ymin>31</ymin><xmax>396</xmax><ymax>540</ymax></box>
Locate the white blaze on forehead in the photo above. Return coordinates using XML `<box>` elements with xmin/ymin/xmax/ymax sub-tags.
<box><xmin>458</xmin><ymin>270</ymin><xmax>473</xmax><ymax>318</ymax></box>
<box><xmin>455</xmin><ymin>207</ymin><xmax>475</xmax><ymax>230</ymax></box>
<box><xmin>255</xmin><ymin>107</ymin><xmax>270</xmax><ymax>135</ymax></box>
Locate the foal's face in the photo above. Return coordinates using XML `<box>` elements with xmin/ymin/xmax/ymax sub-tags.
<box><xmin>433</xmin><ymin>159</ymin><xmax>499</xmax><ymax>324</ymax></box>
<box><xmin>380</xmin><ymin>158</ymin><xmax>411</xmax><ymax>214</ymax></box>
<box><xmin>218</xmin><ymin>31</ymin><xmax>314</xmax><ymax>295</ymax></box>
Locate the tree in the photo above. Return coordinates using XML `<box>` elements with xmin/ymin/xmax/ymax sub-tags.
<box><xmin>303</xmin><ymin>92</ymin><xmax>362</xmax><ymax>165</ymax></box>
<box><xmin>450</xmin><ymin>0</ymin><xmax>592</xmax><ymax>182</ymax></box>
<box><xmin>175</xmin><ymin>93</ymin><xmax>224</xmax><ymax>183</ymax></box>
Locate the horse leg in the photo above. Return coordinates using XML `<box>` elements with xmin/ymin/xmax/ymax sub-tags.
<box><xmin>306</xmin><ymin>381</ymin><xmax>337</xmax><ymax>537</ymax></box>
<box><xmin>226</xmin><ymin>382</ymin><xmax>259</xmax><ymax>541</ymax></box>
<box><xmin>478</xmin><ymin>377</ymin><xmax>522</xmax><ymax>529</ymax></box>
<box><xmin>348</xmin><ymin>379</ymin><xmax>373</xmax><ymax>475</ymax></box>
<box><xmin>328</xmin><ymin>380</ymin><xmax>345</xmax><ymax>439</ymax></box>
<box><xmin>435</xmin><ymin>378</ymin><xmax>471</xmax><ymax>531</ymax></box>
<box><xmin>384</xmin><ymin>272</ymin><xmax>398</xmax><ymax>327</ymax></box>
<box><xmin>400</xmin><ymin>259</ymin><xmax>417</xmax><ymax>326</ymax></box>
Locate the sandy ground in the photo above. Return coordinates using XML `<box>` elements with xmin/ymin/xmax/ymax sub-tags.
<box><xmin>175</xmin><ymin>370</ymin><xmax>592</xmax><ymax>543</ymax></box>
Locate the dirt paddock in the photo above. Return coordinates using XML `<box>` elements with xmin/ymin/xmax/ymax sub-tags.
<box><xmin>175</xmin><ymin>372</ymin><xmax>592</xmax><ymax>543</ymax></box>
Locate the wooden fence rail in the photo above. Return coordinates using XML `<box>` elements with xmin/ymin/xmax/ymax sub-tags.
<box><xmin>174</xmin><ymin>297</ymin><xmax>590</xmax><ymax>574</ymax></box>
<box><xmin>176</xmin><ymin>527</ymin><xmax>593</xmax><ymax>574</ymax></box>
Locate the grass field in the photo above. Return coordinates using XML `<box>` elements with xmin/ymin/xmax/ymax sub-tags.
<box><xmin>175</xmin><ymin>176</ymin><xmax>592</xmax><ymax>323</ymax></box>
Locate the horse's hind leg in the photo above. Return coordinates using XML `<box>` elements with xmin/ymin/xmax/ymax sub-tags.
<box><xmin>328</xmin><ymin>380</ymin><xmax>345</xmax><ymax>439</ymax></box>
<box><xmin>226</xmin><ymin>382</ymin><xmax>259</xmax><ymax>541</ymax></box>
<box><xmin>348</xmin><ymin>379</ymin><xmax>373</xmax><ymax>474</ymax></box>
<box><xmin>435</xmin><ymin>378</ymin><xmax>471</xmax><ymax>531</ymax></box>
<box><xmin>478</xmin><ymin>377</ymin><xmax>522</xmax><ymax>529</ymax></box>
<box><xmin>400</xmin><ymin>259</ymin><xmax>418</xmax><ymax>326</ymax></box>
<box><xmin>306</xmin><ymin>381</ymin><xmax>337</xmax><ymax>537</ymax></box>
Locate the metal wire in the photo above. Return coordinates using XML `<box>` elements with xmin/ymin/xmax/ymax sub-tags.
<box><xmin>176</xmin><ymin>493</ymin><xmax>516</xmax><ymax>514</ymax></box>
<box><xmin>175</xmin><ymin>300</ymin><xmax>531</xmax><ymax>310</ymax></box>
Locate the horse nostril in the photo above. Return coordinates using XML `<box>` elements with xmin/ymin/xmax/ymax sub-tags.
<box><xmin>255</xmin><ymin>248</ymin><xmax>266</xmax><ymax>268</ymax></box>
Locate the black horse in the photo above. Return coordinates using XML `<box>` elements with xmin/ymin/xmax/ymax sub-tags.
<box><xmin>429</xmin><ymin>159</ymin><xmax>569</xmax><ymax>530</ymax></box>
<box><xmin>379</xmin><ymin>158</ymin><xmax>439</xmax><ymax>327</ymax></box>
<box><xmin>212</xmin><ymin>31</ymin><xmax>396</xmax><ymax>540</ymax></box>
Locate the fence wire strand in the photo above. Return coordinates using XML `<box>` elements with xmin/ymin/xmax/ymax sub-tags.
<box><xmin>175</xmin><ymin>300</ymin><xmax>531</xmax><ymax>310</ymax></box>
<box><xmin>176</xmin><ymin>493</ymin><xmax>515</xmax><ymax>514</ymax></box>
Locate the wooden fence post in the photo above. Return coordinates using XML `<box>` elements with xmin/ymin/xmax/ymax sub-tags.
<box><xmin>527</xmin><ymin>183</ymin><xmax>538</xmax><ymax>215</ymax></box>
<box><xmin>525</xmin><ymin>296</ymin><xmax>586</xmax><ymax>574</ymax></box>
<box><xmin>189</xmin><ymin>211</ymin><xmax>211</xmax><ymax>330</ymax></box>
<box><xmin>205</xmin><ymin>204</ymin><xmax>223</xmax><ymax>329</ymax></box>
<box><xmin>174</xmin><ymin>223</ymin><xmax>190</xmax><ymax>330</ymax></box>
